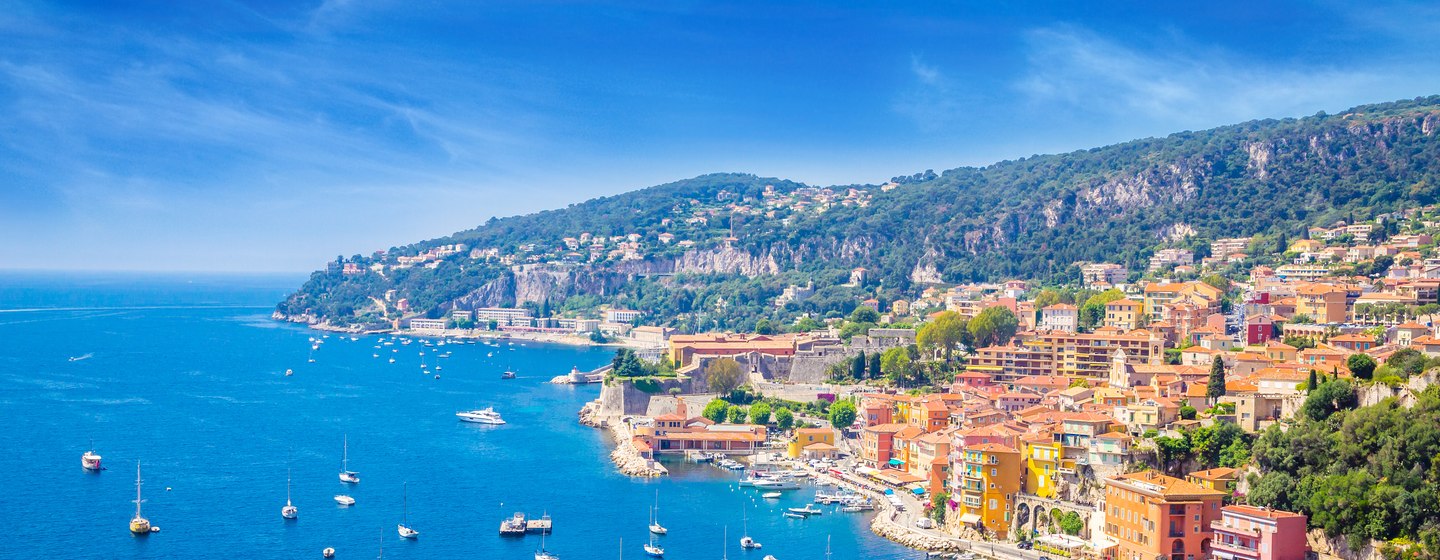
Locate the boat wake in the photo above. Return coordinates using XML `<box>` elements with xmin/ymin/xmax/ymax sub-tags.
<box><xmin>68</xmin><ymin>353</ymin><xmax>94</xmax><ymax>362</ymax></box>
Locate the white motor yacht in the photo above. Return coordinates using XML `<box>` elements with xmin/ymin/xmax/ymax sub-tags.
<box><xmin>456</xmin><ymin>407</ymin><xmax>506</xmax><ymax>424</ymax></box>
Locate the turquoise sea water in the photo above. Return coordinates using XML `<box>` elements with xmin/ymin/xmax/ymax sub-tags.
<box><xmin>0</xmin><ymin>272</ymin><xmax>914</xmax><ymax>559</ymax></box>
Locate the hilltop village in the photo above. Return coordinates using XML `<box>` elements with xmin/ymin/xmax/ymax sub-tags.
<box><xmin>376</xmin><ymin>206</ymin><xmax>1440</xmax><ymax>560</ymax></box>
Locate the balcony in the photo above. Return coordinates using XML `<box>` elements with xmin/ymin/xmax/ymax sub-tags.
<box><xmin>1210</xmin><ymin>538</ymin><xmax>1261</xmax><ymax>559</ymax></box>
<box><xmin>1211</xmin><ymin>520</ymin><xmax>1261</xmax><ymax>536</ymax></box>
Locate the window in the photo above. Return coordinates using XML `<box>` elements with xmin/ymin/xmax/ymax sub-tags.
<box><xmin>988</xmin><ymin>499</ymin><xmax>997</xmax><ymax>509</ymax></box>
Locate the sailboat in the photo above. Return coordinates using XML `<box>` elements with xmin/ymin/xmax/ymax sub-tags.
<box><xmin>739</xmin><ymin>506</ymin><xmax>761</xmax><ymax>549</ymax></box>
<box><xmin>535</xmin><ymin>526</ymin><xmax>559</xmax><ymax>560</ymax></box>
<box><xmin>648</xmin><ymin>490</ymin><xmax>667</xmax><ymax>534</ymax></box>
<box><xmin>339</xmin><ymin>435</ymin><xmax>360</xmax><ymax>483</ymax></box>
<box><xmin>129</xmin><ymin>461</ymin><xmax>151</xmax><ymax>534</ymax></box>
<box><xmin>397</xmin><ymin>482</ymin><xmax>419</xmax><ymax>539</ymax></box>
<box><xmin>282</xmin><ymin>467</ymin><xmax>299</xmax><ymax>520</ymax></box>
<box><xmin>643</xmin><ymin>507</ymin><xmax>665</xmax><ymax>557</ymax></box>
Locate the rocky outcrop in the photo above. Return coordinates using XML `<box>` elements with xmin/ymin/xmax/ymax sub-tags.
<box><xmin>578</xmin><ymin>400</ymin><xmax>667</xmax><ymax>477</ymax></box>
<box><xmin>673</xmin><ymin>246</ymin><xmax>780</xmax><ymax>276</ymax></box>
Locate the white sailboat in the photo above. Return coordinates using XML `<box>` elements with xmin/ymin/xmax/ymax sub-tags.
<box><xmin>282</xmin><ymin>467</ymin><xmax>299</xmax><ymax>519</ymax></box>
<box><xmin>739</xmin><ymin>506</ymin><xmax>761</xmax><ymax>549</ymax></box>
<box><xmin>535</xmin><ymin>527</ymin><xmax>559</xmax><ymax>560</ymax></box>
<box><xmin>397</xmin><ymin>482</ymin><xmax>419</xmax><ymax>539</ymax></box>
<box><xmin>648</xmin><ymin>490</ymin><xmax>667</xmax><ymax>535</ymax></box>
<box><xmin>339</xmin><ymin>435</ymin><xmax>360</xmax><ymax>483</ymax></box>
<box><xmin>644</xmin><ymin>506</ymin><xmax>665</xmax><ymax>557</ymax></box>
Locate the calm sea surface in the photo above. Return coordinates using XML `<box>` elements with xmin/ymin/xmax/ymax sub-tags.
<box><xmin>0</xmin><ymin>272</ymin><xmax>915</xmax><ymax>559</ymax></box>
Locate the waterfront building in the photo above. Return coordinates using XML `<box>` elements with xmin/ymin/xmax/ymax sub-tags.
<box><xmin>1103</xmin><ymin>471</ymin><xmax>1225</xmax><ymax>560</ymax></box>
<box><xmin>786</xmin><ymin>428</ymin><xmax>836</xmax><ymax>459</ymax></box>
<box><xmin>952</xmin><ymin>443</ymin><xmax>1022</xmax><ymax>539</ymax></box>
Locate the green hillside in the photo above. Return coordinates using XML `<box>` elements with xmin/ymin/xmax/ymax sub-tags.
<box><xmin>278</xmin><ymin>95</ymin><xmax>1440</xmax><ymax>330</ymax></box>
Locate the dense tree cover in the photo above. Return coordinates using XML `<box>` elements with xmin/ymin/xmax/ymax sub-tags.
<box><xmin>707</xmin><ymin>358</ymin><xmax>743</xmax><ymax>395</ymax></box>
<box><xmin>1250</xmin><ymin>386</ymin><xmax>1440</xmax><ymax>554</ymax></box>
<box><xmin>968</xmin><ymin>306</ymin><xmax>1019</xmax><ymax>347</ymax></box>
<box><xmin>284</xmin><ymin>97</ymin><xmax>1440</xmax><ymax>327</ymax></box>
<box><xmin>828</xmin><ymin>400</ymin><xmax>857</xmax><ymax>429</ymax></box>
<box><xmin>702</xmin><ymin>399</ymin><xmax>729</xmax><ymax>423</ymax></box>
<box><xmin>748</xmin><ymin>402</ymin><xmax>772</xmax><ymax>425</ymax></box>
<box><xmin>921</xmin><ymin>309</ymin><xmax>967</xmax><ymax>358</ymax></box>
<box><xmin>774</xmin><ymin>407</ymin><xmax>794</xmax><ymax>430</ymax></box>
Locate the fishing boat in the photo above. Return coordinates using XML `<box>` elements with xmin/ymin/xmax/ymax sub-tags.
<box><xmin>339</xmin><ymin>435</ymin><xmax>360</xmax><ymax>483</ymax></box>
<box><xmin>397</xmin><ymin>482</ymin><xmax>419</xmax><ymax>539</ymax></box>
<box><xmin>129</xmin><ymin>461</ymin><xmax>151</xmax><ymax>535</ymax></box>
<box><xmin>82</xmin><ymin>446</ymin><xmax>102</xmax><ymax>471</ymax></box>
<box><xmin>648</xmin><ymin>490</ymin><xmax>667</xmax><ymax>535</ymax></box>
<box><xmin>456</xmin><ymin>407</ymin><xmax>506</xmax><ymax>424</ymax></box>
<box><xmin>282</xmin><ymin>468</ymin><xmax>298</xmax><ymax>520</ymax></box>
<box><xmin>535</xmin><ymin>528</ymin><xmax>559</xmax><ymax>560</ymax></box>
<box><xmin>334</xmin><ymin>494</ymin><xmax>355</xmax><ymax>506</ymax></box>
<box><xmin>740</xmin><ymin>507</ymin><xmax>761</xmax><ymax>549</ymax></box>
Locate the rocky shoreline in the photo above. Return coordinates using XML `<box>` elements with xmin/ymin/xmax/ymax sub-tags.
<box><xmin>578</xmin><ymin>400</ymin><xmax>667</xmax><ymax>477</ymax></box>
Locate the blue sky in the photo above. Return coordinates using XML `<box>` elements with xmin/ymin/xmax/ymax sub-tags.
<box><xmin>4</xmin><ymin>1</ymin><xmax>1440</xmax><ymax>272</ymax></box>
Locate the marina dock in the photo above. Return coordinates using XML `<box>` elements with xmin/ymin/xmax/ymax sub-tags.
<box><xmin>498</xmin><ymin>512</ymin><xmax>553</xmax><ymax>536</ymax></box>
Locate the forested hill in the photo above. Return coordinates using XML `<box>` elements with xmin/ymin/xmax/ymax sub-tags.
<box><xmin>279</xmin><ymin>96</ymin><xmax>1440</xmax><ymax>330</ymax></box>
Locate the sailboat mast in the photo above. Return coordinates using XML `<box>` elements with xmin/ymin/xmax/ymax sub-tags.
<box><xmin>723</xmin><ymin>525</ymin><xmax>728</xmax><ymax>560</ymax></box>
<box><xmin>287</xmin><ymin>467</ymin><xmax>293</xmax><ymax>504</ymax></box>
<box><xmin>343</xmin><ymin>435</ymin><xmax>349</xmax><ymax>471</ymax></box>
<box><xmin>134</xmin><ymin>461</ymin><xmax>143</xmax><ymax>517</ymax></box>
<box><xmin>402</xmin><ymin>483</ymin><xmax>408</xmax><ymax>524</ymax></box>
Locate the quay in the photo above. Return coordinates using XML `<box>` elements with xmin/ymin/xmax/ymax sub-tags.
<box><xmin>497</xmin><ymin>512</ymin><xmax>552</xmax><ymax>536</ymax></box>
<box><xmin>550</xmin><ymin>364</ymin><xmax>610</xmax><ymax>384</ymax></box>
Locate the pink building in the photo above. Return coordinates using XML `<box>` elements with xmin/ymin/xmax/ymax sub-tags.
<box><xmin>1211</xmin><ymin>505</ymin><xmax>1308</xmax><ymax>560</ymax></box>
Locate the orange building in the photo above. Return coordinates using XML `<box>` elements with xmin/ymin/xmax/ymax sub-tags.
<box><xmin>952</xmin><ymin>443</ymin><xmax>1023</xmax><ymax>538</ymax></box>
<box><xmin>1104</xmin><ymin>471</ymin><xmax>1226</xmax><ymax>560</ymax></box>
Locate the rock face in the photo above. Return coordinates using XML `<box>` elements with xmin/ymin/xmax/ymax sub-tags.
<box><xmin>869</xmin><ymin>510</ymin><xmax>971</xmax><ymax>552</ymax></box>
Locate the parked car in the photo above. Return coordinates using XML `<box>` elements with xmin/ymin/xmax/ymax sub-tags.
<box><xmin>1016</xmin><ymin>541</ymin><xmax>1033</xmax><ymax>550</ymax></box>
<box><xmin>914</xmin><ymin>518</ymin><xmax>935</xmax><ymax>529</ymax></box>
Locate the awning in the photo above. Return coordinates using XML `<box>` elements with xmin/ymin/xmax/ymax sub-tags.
<box><xmin>888</xmin><ymin>458</ymin><xmax>906</xmax><ymax>466</ymax></box>
<box><xmin>959</xmin><ymin>513</ymin><xmax>981</xmax><ymax>525</ymax></box>
<box><xmin>910</xmin><ymin>486</ymin><xmax>926</xmax><ymax>495</ymax></box>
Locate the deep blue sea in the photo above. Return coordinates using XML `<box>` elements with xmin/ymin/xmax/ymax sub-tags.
<box><xmin>0</xmin><ymin>272</ymin><xmax>914</xmax><ymax>559</ymax></box>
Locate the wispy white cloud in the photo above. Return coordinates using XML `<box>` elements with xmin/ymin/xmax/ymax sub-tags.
<box><xmin>1012</xmin><ymin>24</ymin><xmax>1440</xmax><ymax>130</ymax></box>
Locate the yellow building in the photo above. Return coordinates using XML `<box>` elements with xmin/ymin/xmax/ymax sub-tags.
<box><xmin>787</xmin><ymin>428</ymin><xmax>836</xmax><ymax>459</ymax></box>
<box><xmin>1023</xmin><ymin>435</ymin><xmax>1076</xmax><ymax>500</ymax></box>
<box><xmin>953</xmin><ymin>443</ymin><xmax>1023</xmax><ymax>538</ymax></box>
<box><xmin>1103</xmin><ymin>299</ymin><xmax>1144</xmax><ymax>331</ymax></box>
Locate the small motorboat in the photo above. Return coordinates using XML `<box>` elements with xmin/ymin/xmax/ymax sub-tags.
<box><xmin>763</xmin><ymin>556</ymin><xmax>778</xmax><ymax>560</ymax></box>
<box><xmin>501</xmin><ymin>370</ymin><xmax>516</xmax><ymax>379</ymax></box>
<box><xmin>334</xmin><ymin>495</ymin><xmax>355</xmax><ymax>506</ymax></box>
<box><xmin>782</xmin><ymin>512</ymin><xmax>806</xmax><ymax>519</ymax></box>
<box><xmin>285</xmin><ymin>369</ymin><xmax>294</xmax><ymax>376</ymax></box>
<box><xmin>741</xmin><ymin>536</ymin><xmax>761</xmax><ymax>549</ymax></box>
<box><xmin>787</xmin><ymin>505</ymin><xmax>823</xmax><ymax>515</ymax></box>
<box><xmin>323</xmin><ymin>547</ymin><xmax>335</xmax><ymax>558</ymax></box>
<box><xmin>761</xmin><ymin>492</ymin><xmax>781</xmax><ymax>499</ymax></box>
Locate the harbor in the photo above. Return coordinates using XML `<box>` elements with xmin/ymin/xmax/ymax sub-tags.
<box><xmin>0</xmin><ymin>279</ymin><xmax>916</xmax><ymax>559</ymax></box>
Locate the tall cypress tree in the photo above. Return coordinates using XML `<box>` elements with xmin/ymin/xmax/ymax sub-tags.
<box><xmin>851</xmin><ymin>351</ymin><xmax>866</xmax><ymax>380</ymax></box>
<box><xmin>1307</xmin><ymin>368</ymin><xmax>1318</xmax><ymax>393</ymax></box>
<box><xmin>1206</xmin><ymin>355</ymin><xmax>1227</xmax><ymax>404</ymax></box>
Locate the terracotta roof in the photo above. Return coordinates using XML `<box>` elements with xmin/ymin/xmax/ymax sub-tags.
<box><xmin>1223</xmin><ymin>504</ymin><xmax>1306</xmax><ymax>520</ymax></box>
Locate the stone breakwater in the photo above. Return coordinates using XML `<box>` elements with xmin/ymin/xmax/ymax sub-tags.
<box><xmin>869</xmin><ymin>511</ymin><xmax>968</xmax><ymax>553</ymax></box>
<box><xmin>578</xmin><ymin>400</ymin><xmax>667</xmax><ymax>478</ymax></box>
